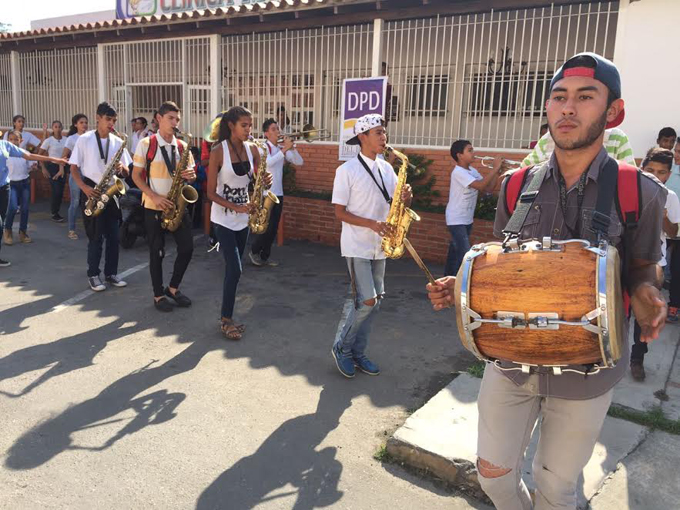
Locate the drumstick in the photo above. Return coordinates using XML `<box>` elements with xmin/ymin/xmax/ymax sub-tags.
<box><xmin>403</xmin><ymin>238</ymin><xmax>437</xmax><ymax>285</ymax></box>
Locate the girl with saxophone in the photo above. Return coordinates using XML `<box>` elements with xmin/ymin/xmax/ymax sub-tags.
<box><xmin>207</xmin><ymin>106</ymin><xmax>273</xmax><ymax>340</ymax></box>
<box><xmin>69</xmin><ymin>102</ymin><xmax>132</xmax><ymax>292</ymax></box>
<box><xmin>330</xmin><ymin>114</ymin><xmax>412</xmax><ymax>378</ymax></box>
<box><xmin>131</xmin><ymin>101</ymin><xmax>196</xmax><ymax>313</ymax></box>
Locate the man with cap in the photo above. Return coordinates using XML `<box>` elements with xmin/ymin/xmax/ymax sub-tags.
<box><xmin>330</xmin><ymin>114</ymin><xmax>412</xmax><ymax>378</ymax></box>
<box><xmin>427</xmin><ymin>53</ymin><xmax>667</xmax><ymax>508</ymax></box>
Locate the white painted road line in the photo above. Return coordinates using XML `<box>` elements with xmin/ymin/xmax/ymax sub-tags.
<box><xmin>49</xmin><ymin>234</ymin><xmax>204</xmax><ymax>314</ymax></box>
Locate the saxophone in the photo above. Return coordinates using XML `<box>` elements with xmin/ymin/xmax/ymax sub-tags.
<box><xmin>381</xmin><ymin>145</ymin><xmax>421</xmax><ymax>259</ymax></box>
<box><xmin>247</xmin><ymin>138</ymin><xmax>280</xmax><ymax>235</ymax></box>
<box><xmin>84</xmin><ymin>130</ymin><xmax>128</xmax><ymax>217</ymax></box>
<box><xmin>161</xmin><ymin>140</ymin><xmax>198</xmax><ymax>232</ymax></box>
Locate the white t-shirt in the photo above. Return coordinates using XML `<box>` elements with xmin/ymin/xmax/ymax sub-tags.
<box><xmin>660</xmin><ymin>188</ymin><xmax>680</xmax><ymax>266</ymax></box>
<box><xmin>64</xmin><ymin>133</ymin><xmax>82</xmax><ymax>153</ymax></box>
<box><xmin>445</xmin><ymin>165</ymin><xmax>483</xmax><ymax>225</ymax></box>
<box><xmin>265</xmin><ymin>140</ymin><xmax>303</xmax><ymax>197</ymax></box>
<box><xmin>4</xmin><ymin>130</ymin><xmax>41</xmax><ymax>150</ymax></box>
<box><xmin>332</xmin><ymin>153</ymin><xmax>398</xmax><ymax>259</ymax></box>
<box><xmin>7</xmin><ymin>157</ymin><xmax>32</xmax><ymax>181</ymax></box>
<box><xmin>131</xmin><ymin>129</ymin><xmax>150</xmax><ymax>154</ymax></box>
<box><xmin>69</xmin><ymin>130</ymin><xmax>132</xmax><ymax>184</ymax></box>
<box><xmin>40</xmin><ymin>136</ymin><xmax>66</xmax><ymax>159</ymax></box>
<box><xmin>210</xmin><ymin>140</ymin><xmax>256</xmax><ymax>231</ymax></box>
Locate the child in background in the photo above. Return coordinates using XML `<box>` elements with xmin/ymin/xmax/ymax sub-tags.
<box><xmin>3</xmin><ymin>131</ymin><xmax>38</xmax><ymax>245</ymax></box>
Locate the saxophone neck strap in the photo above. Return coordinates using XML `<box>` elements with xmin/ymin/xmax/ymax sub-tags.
<box><xmin>358</xmin><ymin>153</ymin><xmax>391</xmax><ymax>204</ymax></box>
<box><xmin>95</xmin><ymin>132</ymin><xmax>110</xmax><ymax>164</ymax></box>
<box><xmin>159</xmin><ymin>144</ymin><xmax>177</xmax><ymax>177</ymax></box>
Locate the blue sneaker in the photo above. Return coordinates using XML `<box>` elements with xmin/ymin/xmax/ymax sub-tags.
<box><xmin>353</xmin><ymin>356</ymin><xmax>380</xmax><ymax>376</ymax></box>
<box><xmin>331</xmin><ymin>345</ymin><xmax>355</xmax><ymax>378</ymax></box>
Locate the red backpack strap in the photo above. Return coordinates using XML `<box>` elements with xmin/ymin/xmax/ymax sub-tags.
<box><xmin>615</xmin><ymin>162</ymin><xmax>641</xmax><ymax>226</ymax></box>
<box><xmin>144</xmin><ymin>134</ymin><xmax>158</xmax><ymax>185</ymax></box>
<box><xmin>614</xmin><ymin>162</ymin><xmax>642</xmax><ymax>318</ymax></box>
<box><xmin>177</xmin><ymin>140</ymin><xmax>184</xmax><ymax>156</ymax></box>
<box><xmin>504</xmin><ymin>166</ymin><xmax>533</xmax><ymax>216</ymax></box>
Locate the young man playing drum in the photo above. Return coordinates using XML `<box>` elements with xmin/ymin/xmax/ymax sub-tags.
<box><xmin>427</xmin><ymin>53</ymin><xmax>666</xmax><ymax>509</ymax></box>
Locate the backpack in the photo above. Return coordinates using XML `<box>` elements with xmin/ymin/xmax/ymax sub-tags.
<box><xmin>143</xmin><ymin>133</ymin><xmax>185</xmax><ymax>183</ymax></box>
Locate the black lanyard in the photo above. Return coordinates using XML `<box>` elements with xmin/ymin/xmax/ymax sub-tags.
<box><xmin>95</xmin><ymin>132</ymin><xmax>110</xmax><ymax>164</ymax></box>
<box><xmin>358</xmin><ymin>154</ymin><xmax>391</xmax><ymax>204</ymax></box>
<box><xmin>159</xmin><ymin>145</ymin><xmax>177</xmax><ymax>176</ymax></box>
<box><xmin>557</xmin><ymin>170</ymin><xmax>589</xmax><ymax>238</ymax></box>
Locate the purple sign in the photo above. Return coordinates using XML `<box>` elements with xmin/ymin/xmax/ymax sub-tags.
<box><xmin>339</xmin><ymin>77</ymin><xmax>387</xmax><ymax>161</ymax></box>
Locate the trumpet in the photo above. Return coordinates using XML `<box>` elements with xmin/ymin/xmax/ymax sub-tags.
<box><xmin>277</xmin><ymin>125</ymin><xmax>331</xmax><ymax>143</ymax></box>
<box><xmin>476</xmin><ymin>156</ymin><xmax>523</xmax><ymax>169</ymax></box>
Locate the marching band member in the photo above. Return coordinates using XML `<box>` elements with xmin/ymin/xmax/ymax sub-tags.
<box><xmin>132</xmin><ymin>101</ymin><xmax>196</xmax><ymax>313</ymax></box>
<box><xmin>427</xmin><ymin>53</ymin><xmax>666</xmax><ymax>509</ymax></box>
<box><xmin>0</xmin><ymin>130</ymin><xmax>68</xmax><ymax>266</ymax></box>
<box><xmin>39</xmin><ymin>120</ymin><xmax>67</xmax><ymax>223</ymax></box>
<box><xmin>69</xmin><ymin>102</ymin><xmax>132</xmax><ymax>292</ymax></box>
<box><xmin>330</xmin><ymin>114</ymin><xmax>412</xmax><ymax>378</ymax></box>
<box><xmin>248</xmin><ymin>118</ymin><xmax>303</xmax><ymax>267</ymax></box>
<box><xmin>63</xmin><ymin>114</ymin><xmax>89</xmax><ymax>240</ymax></box>
<box><xmin>206</xmin><ymin>106</ymin><xmax>272</xmax><ymax>340</ymax></box>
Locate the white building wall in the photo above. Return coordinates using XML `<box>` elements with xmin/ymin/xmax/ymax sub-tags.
<box><xmin>614</xmin><ymin>0</ymin><xmax>679</xmax><ymax>159</ymax></box>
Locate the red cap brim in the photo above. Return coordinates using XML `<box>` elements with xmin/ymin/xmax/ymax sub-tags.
<box><xmin>606</xmin><ymin>108</ymin><xmax>625</xmax><ymax>129</ymax></box>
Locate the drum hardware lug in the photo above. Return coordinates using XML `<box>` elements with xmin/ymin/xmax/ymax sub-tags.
<box><xmin>542</xmin><ymin>237</ymin><xmax>553</xmax><ymax>250</ymax></box>
<box><xmin>552</xmin><ymin>367</ymin><xmax>562</xmax><ymax>375</ymax></box>
<box><xmin>527</xmin><ymin>313</ymin><xmax>559</xmax><ymax>330</ymax></box>
<box><xmin>521</xmin><ymin>364</ymin><xmax>531</xmax><ymax>374</ymax></box>
<box><xmin>496</xmin><ymin>311</ymin><xmax>526</xmax><ymax>329</ymax></box>
<box><xmin>504</xmin><ymin>238</ymin><xmax>519</xmax><ymax>251</ymax></box>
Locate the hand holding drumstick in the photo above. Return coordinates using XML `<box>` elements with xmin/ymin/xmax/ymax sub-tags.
<box><xmin>426</xmin><ymin>276</ymin><xmax>456</xmax><ymax>311</ymax></box>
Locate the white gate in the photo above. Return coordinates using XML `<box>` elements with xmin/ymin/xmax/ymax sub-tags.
<box><xmin>102</xmin><ymin>36</ymin><xmax>212</xmax><ymax>140</ymax></box>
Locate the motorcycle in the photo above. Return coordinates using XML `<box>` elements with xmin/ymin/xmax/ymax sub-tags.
<box><xmin>119</xmin><ymin>188</ymin><xmax>146</xmax><ymax>249</ymax></box>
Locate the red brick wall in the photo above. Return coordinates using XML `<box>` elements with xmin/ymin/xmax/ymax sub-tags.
<box><xmin>281</xmin><ymin>195</ymin><xmax>496</xmax><ymax>265</ymax></box>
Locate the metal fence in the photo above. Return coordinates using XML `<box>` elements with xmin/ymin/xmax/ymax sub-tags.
<box><xmin>221</xmin><ymin>24</ymin><xmax>373</xmax><ymax>137</ymax></box>
<box><xmin>0</xmin><ymin>54</ymin><xmax>12</xmax><ymax>129</ymax></box>
<box><xmin>102</xmin><ymin>36</ymin><xmax>212</xmax><ymax>140</ymax></box>
<box><xmin>384</xmin><ymin>1</ymin><xmax>619</xmax><ymax>149</ymax></box>
<box><xmin>0</xmin><ymin>1</ymin><xmax>618</xmax><ymax>149</ymax></box>
<box><xmin>16</xmin><ymin>47</ymin><xmax>99</xmax><ymax>130</ymax></box>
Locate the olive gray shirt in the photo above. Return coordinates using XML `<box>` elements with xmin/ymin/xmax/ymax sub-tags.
<box><xmin>492</xmin><ymin>148</ymin><xmax>666</xmax><ymax>399</ymax></box>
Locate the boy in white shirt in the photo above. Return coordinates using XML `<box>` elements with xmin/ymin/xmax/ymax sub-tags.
<box><xmin>249</xmin><ymin>118</ymin><xmax>304</xmax><ymax>267</ymax></box>
<box><xmin>330</xmin><ymin>114</ymin><xmax>412</xmax><ymax>378</ymax></box>
<box><xmin>632</xmin><ymin>148</ymin><xmax>680</xmax><ymax>380</ymax></box>
<box><xmin>444</xmin><ymin>139</ymin><xmax>504</xmax><ymax>276</ymax></box>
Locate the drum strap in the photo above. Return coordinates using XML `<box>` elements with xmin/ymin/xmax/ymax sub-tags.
<box><xmin>502</xmin><ymin>163</ymin><xmax>549</xmax><ymax>238</ymax></box>
<box><xmin>590</xmin><ymin>157</ymin><xmax>620</xmax><ymax>241</ymax></box>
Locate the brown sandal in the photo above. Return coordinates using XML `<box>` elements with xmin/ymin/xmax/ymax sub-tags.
<box><xmin>221</xmin><ymin>319</ymin><xmax>243</xmax><ymax>340</ymax></box>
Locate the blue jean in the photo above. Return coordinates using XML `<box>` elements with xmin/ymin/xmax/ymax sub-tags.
<box><xmin>68</xmin><ymin>174</ymin><xmax>81</xmax><ymax>231</ymax></box>
<box><xmin>214</xmin><ymin>224</ymin><xmax>249</xmax><ymax>319</ymax></box>
<box><xmin>0</xmin><ymin>183</ymin><xmax>8</xmax><ymax>255</ymax></box>
<box><xmin>444</xmin><ymin>224</ymin><xmax>472</xmax><ymax>276</ymax></box>
<box><xmin>333</xmin><ymin>257</ymin><xmax>386</xmax><ymax>359</ymax></box>
<box><xmin>6</xmin><ymin>179</ymin><xmax>30</xmax><ymax>232</ymax></box>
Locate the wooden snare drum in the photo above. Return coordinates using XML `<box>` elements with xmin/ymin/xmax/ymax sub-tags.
<box><xmin>454</xmin><ymin>238</ymin><xmax>624</xmax><ymax>370</ymax></box>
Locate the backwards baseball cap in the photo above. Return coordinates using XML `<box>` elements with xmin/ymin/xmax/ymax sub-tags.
<box><xmin>550</xmin><ymin>52</ymin><xmax>624</xmax><ymax>129</ymax></box>
<box><xmin>346</xmin><ymin>114</ymin><xmax>386</xmax><ymax>146</ymax></box>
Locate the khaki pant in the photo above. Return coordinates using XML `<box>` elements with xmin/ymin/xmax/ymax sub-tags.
<box><xmin>477</xmin><ymin>365</ymin><xmax>612</xmax><ymax>510</ymax></box>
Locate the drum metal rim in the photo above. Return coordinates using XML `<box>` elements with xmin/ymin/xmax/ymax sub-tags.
<box><xmin>458</xmin><ymin>245</ymin><xmax>487</xmax><ymax>361</ymax></box>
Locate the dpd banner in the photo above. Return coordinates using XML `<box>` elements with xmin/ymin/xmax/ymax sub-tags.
<box><xmin>339</xmin><ymin>77</ymin><xmax>387</xmax><ymax>161</ymax></box>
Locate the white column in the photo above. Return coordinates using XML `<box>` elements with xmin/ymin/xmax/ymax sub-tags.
<box><xmin>10</xmin><ymin>51</ymin><xmax>21</xmax><ymax>115</ymax></box>
<box><xmin>97</xmin><ymin>44</ymin><xmax>106</xmax><ymax>103</ymax></box>
<box><xmin>371</xmin><ymin>18</ymin><xmax>384</xmax><ymax>77</ymax></box>
<box><xmin>209</xmin><ymin>34</ymin><xmax>221</xmax><ymax>119</ymax></box>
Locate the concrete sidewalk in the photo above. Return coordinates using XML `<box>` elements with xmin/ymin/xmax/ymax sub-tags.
<box><xmin>387</xmin><ymin>321</ymin><xmax>680</xmax><ymax>509</ymax></box>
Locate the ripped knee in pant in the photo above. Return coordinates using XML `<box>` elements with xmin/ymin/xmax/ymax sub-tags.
<box><xmin>362</xmin><ymin>297</ymin><xmax>377</xmax><ymax>307</ymax></box>
<box><xmin>478</xmin><ymin>458</ymin><xmax>512</xmax><ymax>479</ymax></box>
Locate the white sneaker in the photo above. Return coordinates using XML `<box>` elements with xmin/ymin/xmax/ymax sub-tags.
<box><xmin>249</xmin><ymin>251</ymin><xmax>264</xmax><ymax>266</ymax></box>
<box><xmin>88</xmin><ymin>275</ymin><xmax>106</xmax><ymax>292</ymax></box>
<box><xmin>105</xmin><ymin>275</ymin><xmax>127</xmax><ymax>287</ymax></box>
